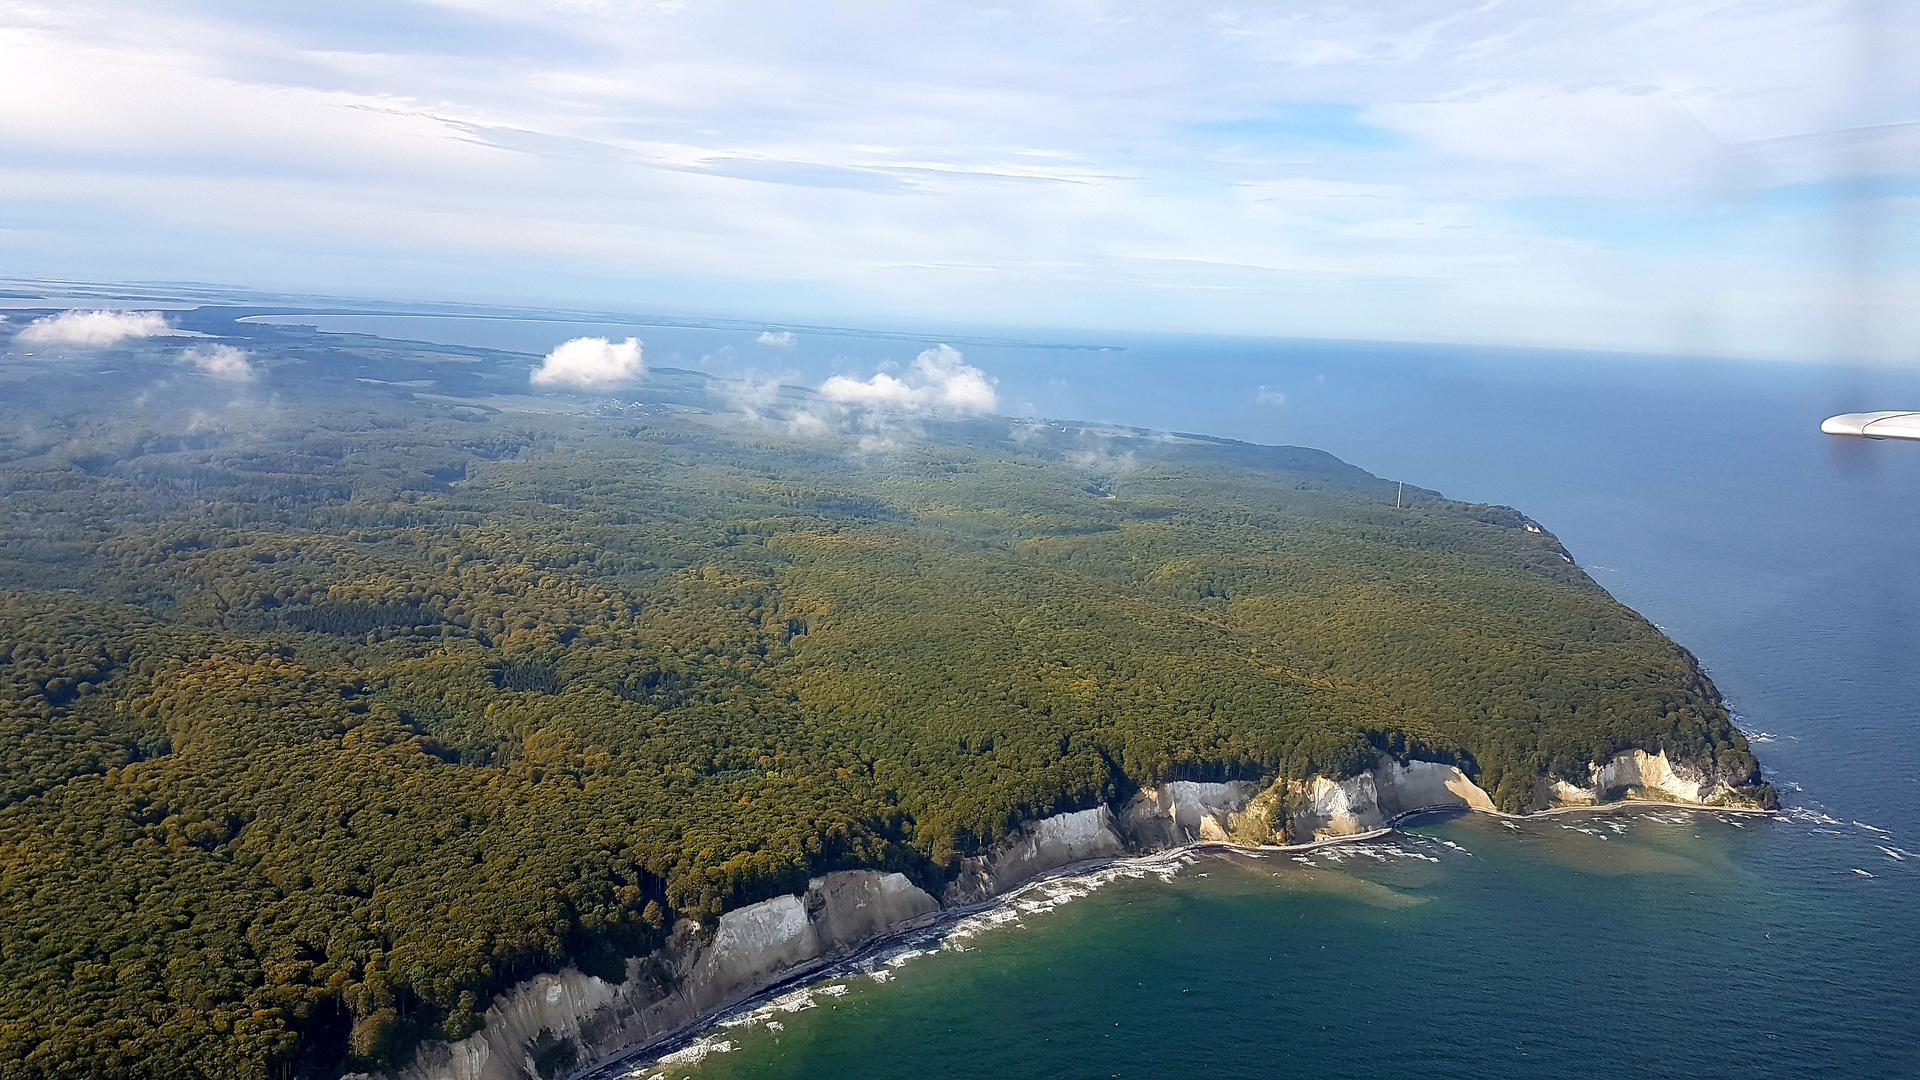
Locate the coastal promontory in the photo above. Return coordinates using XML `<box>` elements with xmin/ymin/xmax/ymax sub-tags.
<box><xmin>0</xmin><ymin>316</ymin><xmax>1769</xmax><ymax>1080</ymax></box>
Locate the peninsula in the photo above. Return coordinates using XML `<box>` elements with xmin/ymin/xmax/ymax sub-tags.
<box><xmin>0</xmin><ymin>311</ymin><xmax>1771</xmax><ymax>1080</ymax></box>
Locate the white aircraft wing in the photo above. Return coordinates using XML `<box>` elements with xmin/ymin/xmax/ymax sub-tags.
<box><xmin>1822</xmin><ymin>411</ymin><xmax>1920</xmax><ymax>440</ymax></box>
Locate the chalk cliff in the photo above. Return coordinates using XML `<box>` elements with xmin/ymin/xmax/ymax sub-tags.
<box><xmin>1539</xmin><ymin>748</ymin><xmax>1759</xmax><ymax>808</ymax></box>
<box><xmin>1116</xmin><ymin>781</ymin><xmax>1259</xmax><ymax>849</ymax></box>
<box><xmin>940</xmin><ymin>783</ymin><xmax>1271</xmax><ymax>907</ymax></box>
<box><xmin>1172</xmin><ymin>757</ymin><xmax>1497</xmax><ymax>846</ymax></box>
<box><xmin>942</xmin><ymin>805</ymin><xmax>1128</xmax><ymax>905</ymax></box>
<box><xmin>378</xmin><ymin>751</ymin><xmax>1762</xmax><ymax>1080</ymax></box>
<box><xmin>382</xmin><ymin>870</ymin><xmax>938</xmax><ymax>1080</ymax></box>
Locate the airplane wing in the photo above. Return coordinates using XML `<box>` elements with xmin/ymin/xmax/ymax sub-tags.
<box><xmin>1822</xmin><ymin>412</ymin><xmax>1920</xmax><ymax>440</ymax></box>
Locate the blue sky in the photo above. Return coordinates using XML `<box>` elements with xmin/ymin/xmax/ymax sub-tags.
<box><xmin>1</xmin><ymin>0</ymin><xmax>1916</xmax><ymax>364</ymax></box>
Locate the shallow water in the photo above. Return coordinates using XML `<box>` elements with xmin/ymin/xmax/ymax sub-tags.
<box><xmin>255</xmin><ymin>312</ymin><xmax>1920</xmax><ymax>1078</ymax></box>
<box><xmin>641</xmin><ymin>808</ymin><xmax>1914</xmax><ymax>1080</ymax></box>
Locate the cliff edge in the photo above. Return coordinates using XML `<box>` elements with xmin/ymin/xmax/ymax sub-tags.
<box><xmin>372</xmin><ymin>751</ymin><xmax>1768</xmax><ymax>1080</ymax></box>
<box><xmin>384</xmin><ymin>871</ymin><xmax>938</xmax><ymax>1080</ymax></box>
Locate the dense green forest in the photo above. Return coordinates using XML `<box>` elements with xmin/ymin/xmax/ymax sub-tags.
<box><xmin>0</xmin><ymin>310</ymin><xmax>1765</xmax><ymax>1079</ymax></box>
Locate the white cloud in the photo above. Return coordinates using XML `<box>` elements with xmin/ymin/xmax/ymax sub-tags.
<box><xmin>818</xmin><ymin>345</ymin><xmax>997</xmax><ymax>416</ymax></box>
<box><xmin>1255</xmin><ymin>386</ymin><xmax>1286</xmax><ymax>406</ymax></box>
<box><xmin>1065</xmin><ymin>448</ymin><xmax>1138</xmax><ymax>475</ymax></box>
<box><xmin>756</xmin><ymin>330</ymin><xmax>796</xmax><ymax>347</ymax></box>
<box><xmin>717</xmin><ymin>371</ymin><xmax>788</xmax><ymax>419</ymax></box>
<box><xmin>818</xmin><ymin>369</ymin><xmax>915</xmax><ymax>410</ymax></box>
<box><xmin>1370</xmin><ymin>85</ymin><xmax>1720</xmax><ymax>178</ymax></box>
<box><xmin>529</xmin><ymin>336</ymin><xmax>644</xmax><ymax>388</ymax></box>
<box><xmin>775</xmin><ymin>346</ymin><xmax>999</xmax><ymax>448</ymax></box>
<box><xmin>17</xmin><ymin>309</ymin><xmax>172</xmax><ymax>346</ymax></box>
<box><xmin>181</xmin><ymin>343</ymin><xmax>255</xmax><ymax>381</ymax></box>
<box><xmin>785</xmin><ymin>409</ymin><xmax>832</xmax><ymax>438</ymax></box>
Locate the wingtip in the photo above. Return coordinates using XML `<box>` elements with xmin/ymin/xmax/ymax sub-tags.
<box><xmin>1822</xmin><ymin>411</ymin><xmax>1920</xmax><ymax>439</ymax></box>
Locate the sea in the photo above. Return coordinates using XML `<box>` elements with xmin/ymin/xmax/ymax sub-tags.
<box><xmin>259</xmin><ymin>312</ymin><xmax>1920</xmax><ymax>1080</ymax></box>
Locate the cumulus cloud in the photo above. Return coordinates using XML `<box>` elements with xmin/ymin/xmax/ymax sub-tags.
<box><xmin>779</xmin><ymin>346</ymin><xmax>1000</xmax><ymax>451</ymax></box>
<box><xmin>756</xmin><ymin>331</ymin><xmax>796</xmax><ymax>347</ymax></box>
<box><xmin>717</xmin><ymin>371</ymin><xmax>788</xmax><ymax>419</ymax></box>
<box><xmin>529</xmin><ymin>336</ymin><xmax>644</xmax><ymax>388</ymax></box>
<box><xmin>17</xmin><ymin>309</ymin><xmax>173</xmax><ymax>347</ymax></box>
<box><xmin>182</xmin><ymin>344</ymin><xmax>256</xmax><ymax>381</ymax></box>
<box><xmin>817</xmin><ymin>345</ymin><xmax>997</xmax><ymax>416</ymax></box>
<box><xmin>1255</xmin><ymin>385</ymin><xmax>1286</xmax><ymax>405</ymax></box>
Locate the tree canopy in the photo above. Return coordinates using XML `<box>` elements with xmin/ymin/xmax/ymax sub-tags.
<box><xmin>0</xmin><ymin>314</ymin><xmax>1761</xmax><ymax>1078</ymax></box>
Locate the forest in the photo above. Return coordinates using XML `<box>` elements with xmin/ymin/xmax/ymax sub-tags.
<box><xmin>0</xmin><ymin>310</ymin><xmax>1767</xmax><ymax>1078</ymax></box>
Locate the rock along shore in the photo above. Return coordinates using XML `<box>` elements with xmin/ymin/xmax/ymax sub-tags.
<box><xmin>367</xmin><ymin>749</ymin><xmax>1770</xmax><ymax>1080</ymax></box>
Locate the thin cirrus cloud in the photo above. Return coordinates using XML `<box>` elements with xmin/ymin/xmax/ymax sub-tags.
<box><xmin>530</xmin><ymin>336</ymin><xmax>644</xmax><ymax>389</ymax></box>
<box><xmin>0</xmin><ymin>3</ymin><xmax>1916</xmax><ymax>363</ymax></box>
<box><xmin>16</xmin><ymin>309</ymin><xmax>173</xmax><ymax>346</ymax></box>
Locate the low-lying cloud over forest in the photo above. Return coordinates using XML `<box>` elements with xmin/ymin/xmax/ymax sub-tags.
<box><xmin>16</xmin><ymin>310</ymin><xmax>173</xmax><ymax>347</ymax></box>
<box><xmin>817</xmin><ymin>346</ymin><xmax>997</xmax><ymax>417</ymax></box>
<box><xmin>530</xmin><ymin>337</ymin><xmax>645</xmax><ymax>389</ymax></box>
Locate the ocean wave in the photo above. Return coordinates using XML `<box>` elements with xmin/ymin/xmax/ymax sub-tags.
<box><xmin>1729</xmin><ymin>709</ymin><xmax>1797</xmax><ymax>746</ymax></box>
<box><xmin>1783</xmin><ymin>807</ymin><xmax>1846</xmax><ymax>827</ymax></box>
<box><xmin>1293</xmin><ymin>841</ymin><xmax>1441</xmax><ymax>865</ymax></box>
<box><xmin>636</xmin><ymin>1036</ymin><xmax>736</xmax><ymax>1078</ymax></box>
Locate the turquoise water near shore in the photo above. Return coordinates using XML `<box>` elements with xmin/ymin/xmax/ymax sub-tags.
<box><xmin>664</xmin><ymin>809</ymin><xmax>1909</xmax><ymax>1080</ymax></box>
<box><xmin>258</xmin><ymin>313</ymin><xmax>1920</xmax><ymax>1078</ymax></box>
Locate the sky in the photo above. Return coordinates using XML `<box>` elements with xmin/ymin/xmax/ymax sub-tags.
<box><xmin>2</xmin><ymin>1</ymin><xmax>1917</xmax><ymax>364</ymax></box>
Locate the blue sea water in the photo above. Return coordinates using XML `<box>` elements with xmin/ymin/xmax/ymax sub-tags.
<box><xmin>260</xmin><ymin>313</ymin><xmax>1920</xmax><ymax>1079</ymax></box>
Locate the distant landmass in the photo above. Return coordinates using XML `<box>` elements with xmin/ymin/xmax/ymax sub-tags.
<box><xmin>0</xmin><ymin>308</ymin><xmax>1769</xmax><ymax>1080</ymax></box>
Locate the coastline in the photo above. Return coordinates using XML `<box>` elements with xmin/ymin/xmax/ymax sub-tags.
<box><xmin>576</xmin><ymin>837</ymin><xmax>1376</xmax><ymax>1080</ymax></box>
<box><xmin>573</xmin><ymin>798</ymin><xmax>1776</xmax><ymax>1080</ymax></box>
<box><xmin>1388</xmin><ymin>799</ymin><xmax>1779</xmax><ymax>827</ymax></box>
<box><xmin>378</xmin><ymin>754</ymin><xmax>1774</xmax><ymax>1080</ymax></box>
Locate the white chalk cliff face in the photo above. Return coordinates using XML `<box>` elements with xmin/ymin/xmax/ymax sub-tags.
<box><xmin>1116</xmin><ymin>781</ymin><xmax>1259</xmax><ymax>850</ymax></box>
<box><xmin>943</xmin><ymin>805</ymin><xmax>1129</xmax><ymax>905</ymax></box>
<box><xmin>383</xmin><ymin>871</ymin><xmax>938</xmax><ymax>1080</ymax></box>
<box><xmin>1542</xmin><ymin>749</ymin><xmax>1739</xmax><ymax>807</ymax></box>
<box><xmin>378</xmin><ymin>750</ymin><xmax>1751</xmax><ymax>1080</ymax></box>
<box><xmin>941</xmin><ymin>783</ymin><xmax>1259</xmax><ymax>906</ymax></box>
<box><xmin>1285</xmin><ymin>757</ymin><xmax>1494</xmax><ymax>839</ymax></box>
